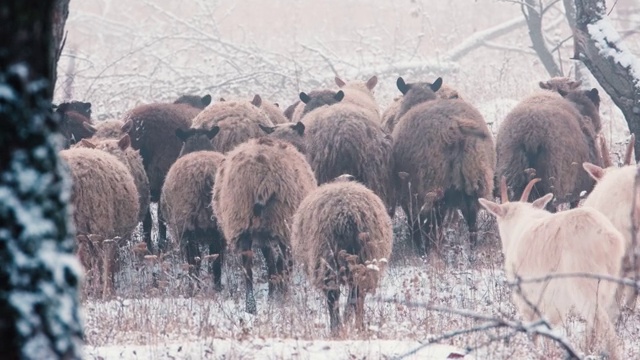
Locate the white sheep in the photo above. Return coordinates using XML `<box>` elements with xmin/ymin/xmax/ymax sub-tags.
<box><xmin>479</xmin><ymin>177</ymin><xmax>624</xmax><ymax>359</ymax></box>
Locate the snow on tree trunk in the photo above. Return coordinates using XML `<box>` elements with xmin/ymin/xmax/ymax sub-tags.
<box><xmin>0</xmin><ymin>1</ymin><xmax>83</xmax><ymax>358</ymax></box>
<box><xmin>573</xmin><ymin>0</ymin><xmax>640</xmax><ymax>161</ymax></box>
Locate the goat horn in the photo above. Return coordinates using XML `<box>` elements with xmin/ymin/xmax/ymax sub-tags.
<box><xmin>520</xmin><ymin>178</ymin><xmax>542</xmax><ymax>202</ymax></box>
<box><xmin>500</xmin><ymin>176</ymin><xmax>509</xmax><ymax>203</ymax></box>
<box><xmin>598</xmin><ymin>134</ymin><xmax>613</xmax><ymax>168</ymax></box>
<box><xmin>624</xmin><ymin>133</ymin><xmax>636</xmax><ymax>166</ymax></box>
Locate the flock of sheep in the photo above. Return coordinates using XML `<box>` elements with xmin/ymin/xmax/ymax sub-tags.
<box><xmin>54</xmin><ymin>74</ymin><xmax>638</xmax><ymax>359</ymax></box>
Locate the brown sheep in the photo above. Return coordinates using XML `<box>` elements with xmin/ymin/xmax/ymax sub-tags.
<box><xmin>59</xmin><ymin>147</ymin><xmax>139</xmax><ymax>299</ymax></box>
<box><xmin>123</xmin><ymin>93</ymin><xmax>211</xmax><ymax>252</ymax></box>
<box><xmin>54</xmin><ymin>101</ymin><xmax>96</xmax><ymax>148</ymax></box>
<box><xmin>76</xmin><ymin>134</ymin><xmax>150</xmax><ymax>225</ymax></box>
<box><xmin>258</xmin><ymin>121</ymin><xmax>306</xmax><ymax>154</ymax></box>
<box><xmin>292</xmin><ymin>174</ymin><xmax>393</xmax><ymax>331</ymax></box>
<box><xmin>495</xmin><ymin>87</ymin><xmax>602</xmax><ymax>212</ymax></box>
<box><xmin>381</xmin><ymin>83</ymin><xmax>462</xmax><ymax>134</ymax></box>
<box><xmin>258</xmin><ymin>98</ymin><xmax>288</xmax><ymax>125</ymax></box>
<box><xmin>283</xmin><ymin>100</ymin><xmax>299</xmax><ymax>121</ymax></box>
<box><xmin>302</xmin><ymin>102</ymin><xmax>396</xmax><ymax>216</ymax></box>
<box><xmin>334</xmin><ymin>75</ymin><xmax>380</xmax><ymax>120</ymax></box>
<box><xmin>294</xmin><ymin>90</ymin><xmax>345</xmax><ymax>122</ymax></box>
<box><xmin>211</xmin><ymin>137</ymin><xmax>317</xmax><ymax>314</ymax></box>
<box><xmin>392</xmin><ymin>76</ymin><xmax>495</xmax><ymax>255</ymax></box>
<box><xmin>92</xmin><ymin>119</ymin><xmax>129</xmax><ymax>140</ymax></box>
<box><xmin>191</xmin><ymin>94</ymin><xmax>274</xmax><ymax>153</ymax></box>
<box><xmin>161</xmin><ymin>126</ymin><xmax>226</xmax><ymax>291</ymax></box>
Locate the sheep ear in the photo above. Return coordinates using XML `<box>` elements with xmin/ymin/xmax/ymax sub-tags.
<box><xmin>83</xmin><ymin>122</ymin><xmax>97</xmax><ymax>134</ymax></box>
<box><xmin>273</xmin><ymin>102</ymin><xmax>280</xmax><ymax>108</ymax></box>
<box><xmin>117</xmin><ymin>134</ymin><xmax>131</xmax><ymax>150</ymax></box>
<box><xmin>206</xmin><ymin>126</ymin><xmax>220</xmax><ymax>139</ymax></box>
<box><xmin>334</xmin><ymin>90</ymin><xmax>345</xmax><ymax>102</ymax></box>
<box><xmin>586</xmin><ymin>88</ymin><xmax>600</xmax><ymax>107</ymax></box>
<box><xmin>219</xmin><ymin>97</ymin><xmax>226</xmax><ymax>102</ymax></box>
<box><xmin>583</xmin><ymin>162</ymin><xmax>605</xmax><ymax>181</ymax></box>
<box><xmin>539</xmin><ymin>81</ymin><xmax>550</xmax><ymax>90</ymax></box>
<box><xmin>532</xmin><ymin>193</ymin><xmax>554</xmax><ymax>209</ymax></box>
<box><xmin>175</xmin><ymin>128</ymin><xmax>189</xmax><ymax>141</ymax></box>
<box><xmin>81</xmin><ymin>102</ymin><xmax>92</xmax><ymax>112</ymax></box>
<box><xmin>299</xmin><ymin>92</ymin><xmax>311</xmax><ymax>104</ymax></box>
<box><xmin>201</xmin><ymin>94</ymin><xmax>212</xmax><ymax>107</ymax></box>
<box><xmin>259</xmin><ymin>123</ymin><xmax>275</xmax><ymax>134</ymax></box>
<box><xmin>78</xmin><ymin>138</ymin><xmax>96</xmax><ymax>149</ymax></box>
<box><xmin>121</xmin><ymin>119</ymin><xmax>133</xmax><ymax>133</ymax></box>
<box><xmin>366</xmin><ymin>75</ymin><xmax>378</xmax><ymax>90</ymax></box>
<box><xmin>430</xmin><ymin>77</ymin><xmax>443</xmax><ymax>92</ymax></box>
<box><xmin>251</xmin><ymin>94</ymin><xmax>262</xmax><ymax>107</ymax></box>
<box><xmin>478</xmin><ymin>198</ymin><xmax>506</xmax><ymax>218</ymax></box>
<box><xmin>557</xmin><ymin>89</ymin><xmax>569</xmax><ymax>97</ymax></box>
<box><xmin>396</xmin><ymin>77</ymin><xmax>409</xmax><ymax>95</ymax></box>
<box><xmin>569</xmin><ymin>80</ymin><xmax>582</xmax><ymax>89</ymax></box>
<box><xmin>335</xmin><ymin>76</ymin><xmax>346</xmax><ymax>87</ymax></box>
<box><xmin>291</xmin><ymin>121</ymin><xmax>305</xmax><ymax>136</ymax></box>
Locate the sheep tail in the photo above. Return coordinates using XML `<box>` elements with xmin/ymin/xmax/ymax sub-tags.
<box><xmin>458</xmin><ymin>119</ymin><xmax>487</xmax><ymax>139</ymax></box>
<box><xmin>253</xmin><ymin>192</ymin><xmax>276</xmax><ymax>217</ymax></box>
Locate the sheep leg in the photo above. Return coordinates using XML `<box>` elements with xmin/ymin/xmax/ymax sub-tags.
<box><xmin>460</xmin><ymin>196</ymin><xmax>479</xmax><ymax>250</ymax></box>
<box><xmin>208</xmin><ymin>231</ymin><xmax>225</xmax><ymax>292</ymax></box>
<box><xmin>101</xmin><ymin>238</ymin><xmax>118</xmax><ymax>300</ymax></box>
<box><xmin>587</xmin><ymin>307</ymin><xmax>620</xmax><ymax>360</ymax></box>
<box><xmin>327</xmin><ymin>289</ymin><xmax>341</xmax><ymax>333</ymax></box>
<box><xmin>157</xmin><ymin>204</ymin><xmax>168</xmax><ymax>253</ymax></box>
<box><xmin>142</xmin><ymin>207</ymin><xmax>154</xmax><ymax>254</ymax></box>
<box><xmin>260</xmin><ymin>243</ymin><xmax>288</xmax><ymax>298</ymax></box>
<box><xmin>345</xmin><ymin>285</ymin><xmax>366</xmax><ymax>330</ymax></box>
<box><xmin>185</xmin><ymin>234</ymin><xmax>201</xmax><ymax>282</ymax></box>
<box><xmin>239</xmin><ymin>233</ymin><xmax>257</xmax><ymax>314</ymax></box>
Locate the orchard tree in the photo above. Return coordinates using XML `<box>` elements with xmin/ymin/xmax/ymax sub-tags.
<box><xmin>0</xmin><ymin>0</ymin><xmax>83</xmax><ymax>359</ymax></box>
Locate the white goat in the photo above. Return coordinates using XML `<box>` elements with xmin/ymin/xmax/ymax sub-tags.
<box><xmin>479</xmin><ymin>177</ymin><xmax>624</xmax><ymax>359</ymax></box>
<box><xmin>583</xmin><ymin>134</ymin><xmax>640</xmax><ymax>311</ymax></box>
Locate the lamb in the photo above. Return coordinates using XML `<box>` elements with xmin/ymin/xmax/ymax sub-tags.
<box><xmin>161</xmin><ymin>126</ymin><xmax>226</xmax><ymax>290</ymax></box>
<box><xmin>334</xmin><ymin>75</ymin><xmax>380</xmax><ymax>120</ymax></box>
<box><xmin>59</xmin><ymin>147</ymin><xmax>140</xmax><ymax>299</ymax></box>
<box><xmin>582</xmin><ymin>135</ymin><xmax>640</xmax><ymax>311</ymax></box>
<box><xmin>479</xmin><ymin>178</ymin><xmax>624</xmax><ymax>360</ymax></box>
<box><xmin>392</xmin><ymin>76</ymin><xmax>495</xmax><ymax>255</ymax></box>
<box><xmin>54</xmin><ymin>101</ymin><xmax>96</xmax><ymax>148</ymax></box>
<box><xmin>291</xmin><ymin>174</ymin><xmax>393</xmax><ymax>331</ymax></box>
<box><xmin>123</xmin><ymin>93</ymin><xmax>211</xmax><ymax>252</ymax></box>
<box><xmin>75</xmin><ymin>134</ymin><xmax>150</xmax><ymax>226</ymax></box>
<box><xmin>259</xmin><ymin>121</ymin><xmax>306</xmax><ymax>154</ymax></box>
<box><xmin>381</xmin><ymin>83</ymin><xmax>462</xmax><ymax>134</ymax></box>
<box><xmin>191</xmin><ymin>94</ymin><xmax>274</xmax><ymax>153</ymax></box>
<box><xmin>211</xmin><ymin>137</ymin><xmax>317</xmax><ymax>314</ymax></box>
<box><xmin>302</xmin><ymin>101</ymin><xmax>396</xmax><ymax>215</ymax></box>
<box><xmin>495</xmin><ymin>87</ymin><xmax>602</xmax><ymax>212</ymax></box>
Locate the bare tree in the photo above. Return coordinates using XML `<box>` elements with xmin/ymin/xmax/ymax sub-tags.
<box><xmin>573</xmin><ymin>0</ymin><xmax>640</xmax><ymax>161</ymax></box>
<box><xmin>0</xmin><ymin>0</ymin><xmax>83</xmax><ymax>358</ymax></box>
<box><xmin>522</xmin><ymin>0</ymin><xmax>564</xmax><ymax>76</ymax></box>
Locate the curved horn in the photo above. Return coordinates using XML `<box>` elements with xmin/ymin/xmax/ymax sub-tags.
<box><xmin>624</xmin><ymin>133</ymin><xmax>636</xmax><ymax>166</ymax></box>
<box><xmin>500</xmin><ymin>176</ymin><xmax>509</xmax><ymax>203</ymax></box>
<box><xmin>520</xmin><ymin>178</ymin><xmax>542</xmax><ymax>202</ymax></box>
<box><xmin>598</xmin><ymin>134</ymin><xmax>613</xmax><ymax>168</ymax></box>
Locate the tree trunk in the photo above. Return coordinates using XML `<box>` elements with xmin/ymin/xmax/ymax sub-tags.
<box><xmin>0</xmin><ymin>0</ymin><xmax>83</xmax><ymax>359</ymax></box>
<box><xmin>51</xmin><ymin>0</ymin><xmax>71</xmax><ymax>99</ymax></box>
<box><xmin>522</xmin><ymin>0</ymin><xmax>563</xmax><ymax>77</ymax></box>
<box><xmin>573</xmin><ymin>0</ymin><xmax>640</xmax><ymax>162</ymax></box>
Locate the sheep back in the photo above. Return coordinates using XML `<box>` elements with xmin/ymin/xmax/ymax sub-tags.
<box><xmin>93</xmin><ymin>119</ymin><xmax>127</xmax><ymax>140</ymax></box>
<box><xmin>59</xmin><ymin>147</ymin><xmax>139</xmax><ymax>239</ymax></box>
<box><xmin>191</xmin><ymin>100</ymin><xmax>274</xmax><ymax>153</ymax></box>
<box><xmin>259</xmin><ymin>100</ymin><xmax>288</xmax><ymax>125</ymax></box>
<box><xmin>161</xmin><ymin>150</ymin><xmax>225</xmax><ymax>238</ymax></box>
<box><xmin>212</xmin><ymin>137</ymin><xmax>316</xmax><ymax>248</ymax></box>
<box><xmin>292</xmin><ymin>179</ymin><xmax>393</xmax><ymax>291</ymax></box>
<box><xmin>303</xmin><ymin>103</ymin><xmax>395</xmax><ymax>212</ymax></box>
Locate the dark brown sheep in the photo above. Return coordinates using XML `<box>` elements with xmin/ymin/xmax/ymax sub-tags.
<box><xmin>123</xmin><ymin>93</ymin><xmax>211</xmax><ymax>253</ymax></box>
<box><xmin>59</xmin><ymin>147</ymin><xmax>139</xmax><ymax>299</ymax></box>
<box><xmin>495</xmin><ymin>88</ymin><xmax>603</xmax><ymax>212</ymax></box>
<box><xmin>75</xmin><ymin>134</ymin><xmax>150</xmax><ymax>225</ymax></box>
<box><xmin>392</xmin><ymin>77</ymin><xmax>495</xmax><ymax>255</ymax></box>
<box><xmin>161</xmin><ymin>126</ymin><xmax>226</xmax><ymax>291</ymax></box>
<box><xmin>292</xmin><ymin>175</ymin><xmax>393</xmax><ymax>331</ymax></box>
<box><xmin>258</xmin><ymin>121</ymin><xmax>306</xmax><ymax>154</ymax></box>
<box><xmin>211</xmin><ymin>137</ymin><xmax>317</xmax><ymax>314</ymax></box>
<box><xmin>191</xmin><ymin>95</ymin><xmax>274</xmax><ymax>154</ymax></box>
<box><xmin>54</xmin><ymin>101</ymin><xmax>96</xmax><ymax>148</ymax></box>
<box><xmin>302</xmin><ymin>102</ymin><xmax>396</xmax><ymax>216</ymax></box>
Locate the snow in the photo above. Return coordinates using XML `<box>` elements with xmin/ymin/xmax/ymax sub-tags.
<box><xmin>86</xmin><ymin>339</ymin><xmax>474</xmax><ymax>360</ymax></box>
<box><xmin>587</xmin><ymin>17</ymin><xmax>640</xmax><ymax>87</ymax></box>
